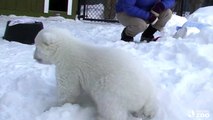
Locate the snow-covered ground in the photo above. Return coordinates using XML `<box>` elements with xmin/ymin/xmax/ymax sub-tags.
<box><xmin>0</xmin><ymin>6</ymin><xmax>213</xmax><ymax>120</ymax></box>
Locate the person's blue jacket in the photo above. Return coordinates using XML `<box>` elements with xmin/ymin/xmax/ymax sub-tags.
<box><xmin>116</xmin><ymin>0</ymin><xmax>175</xmax><ymax>20</ymax></box>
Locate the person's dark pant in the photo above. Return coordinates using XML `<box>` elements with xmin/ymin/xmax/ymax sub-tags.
<box><xmin>116</xmin><ymin>9</ymin><xmax>173</xmax><ymax>37</ymax></box>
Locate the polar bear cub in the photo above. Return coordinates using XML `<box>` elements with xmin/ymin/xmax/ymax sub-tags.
<box><xmin>34</xmin><ymin>27</ymin><xmax>158</xmax><ymax>120</ymax></box>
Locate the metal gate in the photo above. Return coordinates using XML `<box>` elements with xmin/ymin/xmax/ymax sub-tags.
<box><xmin>77</xmin><ymin>0</ymin><xmax>118</xmax><ymax>22</ymax></box>
<box><xmin>174</xmin><ymin>0</ymin><xmax>213</xmax><ymax>16</ymax></box>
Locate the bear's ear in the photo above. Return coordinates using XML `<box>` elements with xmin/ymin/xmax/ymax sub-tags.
<box><xmin>42</xmin><ymin>32</ymin><xmax>56</xmax><ymax>45</ymax></box>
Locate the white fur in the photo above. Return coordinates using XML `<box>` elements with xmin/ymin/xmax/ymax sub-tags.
<box><xmin>34</xmin><ymin>27</ymin><xmax>158</xmax><ymax>120</ymax></box>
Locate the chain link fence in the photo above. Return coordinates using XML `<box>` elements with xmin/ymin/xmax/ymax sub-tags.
<box><xmin>77</xmin><ymin>0</ymin><xmax>213</xmax><ymax>22</ymax></box>
<box><xmin>77</xmin><ymin>0</ymin><xmax>117</xmax><ymax>22</ymax></box>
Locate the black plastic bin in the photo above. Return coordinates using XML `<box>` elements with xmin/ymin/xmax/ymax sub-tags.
<box><xmin>3</xmin><ymin>21</ymin><xmax>43</xmax><ymax>45</ymax></box>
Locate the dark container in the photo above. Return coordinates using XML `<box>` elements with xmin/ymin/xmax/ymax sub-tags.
<box><xmin>3</xmin><ymin>21</ymin><xmax>43</xmax><ymax>44</ymax></box>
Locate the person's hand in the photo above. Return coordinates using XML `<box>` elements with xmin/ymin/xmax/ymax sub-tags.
<box><xmin>151</xmin><ymin>2</ymin><xmax>165</xmax><ymax>17</ymax></box>
<box><xmin>148</xmin><ymin>12</ymin><xmax>158</xmax><ymax>25</ymax></box>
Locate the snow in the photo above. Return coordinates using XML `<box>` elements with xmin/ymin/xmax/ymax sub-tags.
<box><xmin>0</xmin><ymin>6</ymin><xmax>213</xmax><ymax>120</ymax></box>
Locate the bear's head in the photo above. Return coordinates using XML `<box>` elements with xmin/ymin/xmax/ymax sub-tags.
<box><xmin>34</xmin><ymin>28</ymin><xmax>59</xmax><ymax>64</ymax></box>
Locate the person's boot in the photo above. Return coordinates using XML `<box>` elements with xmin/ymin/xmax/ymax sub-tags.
<box><xmin>141</xmin><ymin>25</ymin><xmax>158</xmax><ymax>42</ymax></box>
<box><xmin>121</xmin><ymin>28</ymin><xmax>134</xmax><ymax>42</ymax></box>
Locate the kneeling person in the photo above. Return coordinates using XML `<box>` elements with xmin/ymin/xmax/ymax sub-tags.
<box><xmin>116</xmin><ymin>0</ymin><xmax>175</xmax><ymax>42</ymax></box>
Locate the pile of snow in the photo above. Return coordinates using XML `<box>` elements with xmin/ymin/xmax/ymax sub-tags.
<box><xmin>188</xmin><ymin>6</ymin><xmax>213</xmax><ymax>25</ymax></box>
<box><xmin>0</xmin><ymin>6</ymin><xmax>213</xmax><ymax>120</ymax></box>
<box><xmin>174</xmin><ymin>6</ymin><xmax>213</xmax><ymax>39</ymax></box>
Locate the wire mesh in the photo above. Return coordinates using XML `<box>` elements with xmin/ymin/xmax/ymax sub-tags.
<box><xmin>78</xmin><ymin>0</ymin><xmax>117</xmax><ymax>22</ymax></box>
